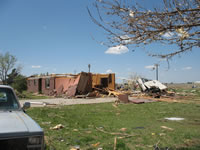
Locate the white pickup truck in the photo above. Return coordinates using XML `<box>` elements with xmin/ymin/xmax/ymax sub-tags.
<box><xmin>0</xmin><ymin>85</ymin><xmax>44</xmax><ymax>150</ymax></box>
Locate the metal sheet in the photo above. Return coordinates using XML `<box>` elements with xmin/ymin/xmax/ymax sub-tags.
<box><xmin>77</xmin><ymin>73</ymin><xmax>92</xmax><ymax>94</ymax></box>
<box><xmin>118</xmin><ymin>94</ymin><xmax>129</xmax><ymax>103</ymax></box>
<box><xmin>144</xmin><ymin>80</ymin><xmax>167</xmax><ymax>90</ymax></box>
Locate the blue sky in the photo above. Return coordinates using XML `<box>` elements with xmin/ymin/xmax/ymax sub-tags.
<box><xmin>0</xmin><ymin>0</ymin><xmax>199</xmax><ymax>83</ymax></box>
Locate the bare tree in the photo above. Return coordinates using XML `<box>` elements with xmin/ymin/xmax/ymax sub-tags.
<box><xmin>129</xmin><ymin>72</ymin><xmax>141</xmax><ymax>82</ymax></box>
<box><xmin>128</xmin><ymin>72</ymin><xmax>141</xmax><ymax>90</ymax></box>
<box><xmin>88</xmin><ymin>0</ymin><xmax>200</xmax><ymax>59</ymax></box>
<box><xmin>0</xmin><ymin>52</ymin><xmax>17</xmax><ymax>84</ymax></box>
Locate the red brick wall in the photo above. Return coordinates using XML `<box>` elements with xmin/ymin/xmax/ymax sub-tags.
<box><xmin>27</xmin><ymin>79</ymin><xmax>40</xmax><ymax>93</ymax></box>
<box><xmin>55</xmin><ymin>77</ymin><xmax>77</xmax><ymax>92</ymax></box>
<box><xmin>41</xmin><ymin>77</ymin><xmax>55</xmax><ymax>95</ymax></box>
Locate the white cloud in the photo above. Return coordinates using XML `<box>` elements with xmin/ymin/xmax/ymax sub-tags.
<box><xmin>31</xmin><ymin>65</ymin><xmax>42</xmax><ymax>69</ymax></box>
<box><xmin>106</xmin><ymin>69</ymin><xmax>113</xmax><ymax>73</ymax></box>
<box><xmin>162</xmin><ymin>32</ymin><xmax>174</xmax><ymax>38</ymax></box>
<box><xmin>182</xmin><ymin>66</ymin><xmax>192</xmax><ymax>70</ymax></box>
<box><xmin>145</xmin><ymin>65</ymin><xmax>155</xmax><ymax>69</ymax></box>
<box><xmin>105</xmin><ymin>45</ymin><xmax>129</xmax><ymax>55</ymax></box>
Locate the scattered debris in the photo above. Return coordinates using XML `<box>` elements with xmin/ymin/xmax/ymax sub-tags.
<box><xmin>114</xmin><ymin>137</ymin><xmax>117</xmax><ymax>150</ymax></box>
<box><xmin>117</xmin><ymin>94</ymin><xmax>155</xmax><ymax>104</ymax></box>
<box><xmin>29</xmin><ymin>102</ymin><xmax>47</xmax><ymax>106</ymax></box>
<box><xmin>96</xmin><ymin>127</ymin><xmax>136</xmax><ymax>137</ymax></box>
<box><xmin>106</xmin><ymin>88</ymin><xmax>122</xmax><ymax>97</ymax></box>
<box><xmin>75</xmin><ymin>95</ymin><xmax>87</xmax><ymax>98</ymax></box>
<box><xmin>85</xmin><ymin>131</ymin><xmax>92</xmax><ymax>134</ymax></box>
<box><xmin>26</xmin><ymin>72</ymin><xmax>191</xmax><ymax>104</ymax></box>
<box><xmin>152</xmin><ymin>133</ymin><xmax>155</xmax><ymax>136</ymax></box>
<box><xmin>153</xmin><ymin>140</ymin><xmax>170</xmax><ymax>150</ymax></box>
<box><xmin>50</xmin><ymin>124</ymin><xmax>64</xmax><ymax>130</ymax></box>
<box><xmin>73</xmin><ymin>129</ymin><xmax>79</xmax><ymax>132</ymax></box>
<box><xmin>44</xmin><ymin>136</ymin><xmax>50</xmax><ymax>145</ymax></box>
<box><xmin>87</xmin><ymin>91</ymin><xmax>100</xmax><ymax>98</ymax></box>
<box><xmin>159</xmin><ymin>133</ymin><xmax>166</xmax><ymax>136</ymax></box>
<box><xmin>112</xmin><ymin>103</ymin><xmax>118</xmax><ymax>108</ymax></box>
<box><xmin>42</xmin><ymin>122</ymin><xmax>51</xmax><ymax>125</ymax></box>
<box><xmin>91</xmin><ymin>142</ymin><xmax>100</xmax><ymax>147</ymax></box>
<box><xmin>165</xmin><ymin>117</ymin><xmax>185</xmax><ymax>121</ymax></box>
<box><xmin>70</xmin><ymin>145</ymin><xmax>80</xmax><ymax>150</ymax></box>
<box><xmin>161</xmin><ymin>126</ymin><xmax>174</xmax><ymax>131</ymax></box>
<box><xmin>144</xmin><ymin>80</ymin><xmax>167</xmax><ymax>91</ymax></box>
<box><xmin>116</xmin><ymin>113</ymin><xmax>120</xmax><ymax>116</ymax></box>
<box><xmin>28</xmin><ymin>101</ymin><xmax>56</xmax><ymax>106</ymax></box>
<box><xmin>137</xmin><ymin>78</ymin><xmax>167</xmax><ymax>98</ymax></box>
<box><xmin>119</xmin><ymin>128</ymin><xmax>127</xmax><ymax>132</ymax></box>
<box><xmin>118</xmin><ymin>94</ymin><xmax>129</xmax><ymax>103</ymax></box>
<box><xmin>129</xmin><ymin>98</ymin><xmax>155</xmax><ymax>104</ymax></box>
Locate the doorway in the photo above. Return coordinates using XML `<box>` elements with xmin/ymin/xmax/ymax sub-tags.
<box><xmin>38</xmin><ymin>78</ymin><xmax>42</xmax><ymax>94</ymax></box>
<box><xmin>101</xmin><ymin>78</ymin><xmax>108</xmax><ymax>88</ymax></box>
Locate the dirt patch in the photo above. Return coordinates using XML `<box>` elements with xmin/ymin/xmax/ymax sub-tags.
<box><xmin>20</xmin><ymin>97</ymin><xmax>117</xmax><ymax>107</ymax></box>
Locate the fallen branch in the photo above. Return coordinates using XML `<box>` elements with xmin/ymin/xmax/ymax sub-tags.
<box><xmin>96</xmin><ymin>127</ymin><xmax>136</xmax><ymax>137</ymax></box>
<box><xmin>114</xmin><ymin>137</ymin><xmax>117</xmax><ymax>150</ymax></box>
<box><xmin>117</xmin><ymin>135</ymin><xmax>135</xmax><ymax>139</ymax></box>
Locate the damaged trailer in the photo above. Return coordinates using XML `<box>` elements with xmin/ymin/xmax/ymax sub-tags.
<box><xmin>27</xmin><ymin>72</ymin><xmax>92</xmax><ymax>97</ymax></box>
<box><xmin>27</xmin><ymin>72</ymin><xmax>115</xmax><ymax>97</ymax></box>
<box><xmin>137</xmin><ymin>78</ymin><xmax>167</xmax><ymax>98</ymax></box>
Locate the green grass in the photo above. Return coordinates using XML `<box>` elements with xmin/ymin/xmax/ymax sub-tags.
<box><xmin>167</xmin><ymin>87</ymin><xmax>200</xmax><ymax>104</ymax></box>
<box><xmin>27</xmin><ymin>102</ymin><xmax>200</xmax><ymax>150</ymax></box>
<box><xmin>18</xmin><ymin>91</ymin><xmax>50</xmax><ymax>100</ymax></box>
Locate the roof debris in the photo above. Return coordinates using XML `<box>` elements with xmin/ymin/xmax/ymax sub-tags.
<box><xmin>50</xmin><ymin>124</ymin><xmax>64</xmax><ymax>130</ymax></box>
<box><xmin>165</xmin><ymin>117</ymin><xmax>185</xmax><ymax>121</ymax></box>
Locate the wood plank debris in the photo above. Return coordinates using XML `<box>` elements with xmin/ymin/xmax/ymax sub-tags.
<box><xmin>50</xmin><ymin>124</ymin><xmax>64</xmax><ymax>130</ymax></box>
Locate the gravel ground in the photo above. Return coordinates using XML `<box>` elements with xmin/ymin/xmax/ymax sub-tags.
<box><xmin>19</xmin><ymin>97</ymin><xmax>117</xmax><ymax>107</ymax></box>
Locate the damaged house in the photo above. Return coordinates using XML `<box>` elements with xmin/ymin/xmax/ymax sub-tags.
<box><xmin>92</xmin><ymin>73</ymin><xmax>115</xmax><ymax>90</ymax></box>
<box><xmin>27</xmin><ymin>72</ymin><xmax>115</xmax><ymax>97</ymax></box>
